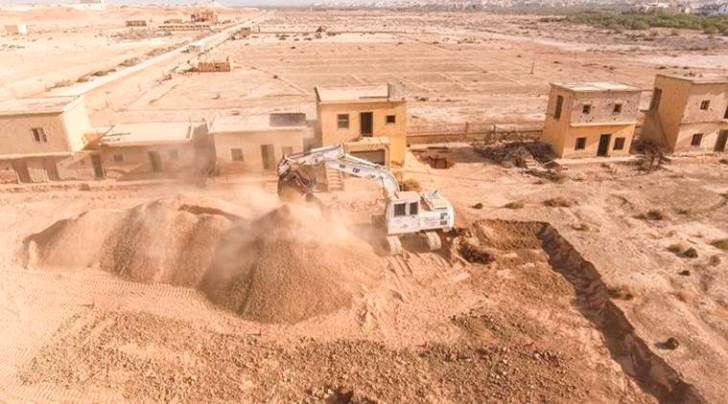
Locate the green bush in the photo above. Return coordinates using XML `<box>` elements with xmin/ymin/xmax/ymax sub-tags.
<box><xmin>564</xmin><ymin>11</ymin><xmax>728</xmax><ymax>33</ymax></box>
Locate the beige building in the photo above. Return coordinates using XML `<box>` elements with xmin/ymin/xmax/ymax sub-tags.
<box><xmin>125</xmin><ymin>20</ymin><xmax>148</xmax><ymax>27</ymax></box>
<box><xmin>542</xmin><ymin>82</ymin><xmax>641</xmax><ymax>159</ymax></box>
<box><xmin>0</xmin><ymin>96</ymin><xmax>91</xmax><ymax>183</ymax></box>
<box><xmin>642</xmin><ymin>74</ymin><xmax>728</xmax><ymax>154</ymax></box>
<box><xmin>210</xmin><ymin>113</ymin><xmax>309</xmax><ymax>174</ymax></box>
<box><xmin>5</xmin><ymin>24</ymin><xmax>28</xmax><ymax>35</ymax></box>
<box><xmin>97</xmin><ymin>122</ymin><xmax>205</xmax><ymax>180</ymax></box>
<box><xmin>315</xmin><ymin>83</ymin><xmax>407</xmax><ymax>166</ymax></box>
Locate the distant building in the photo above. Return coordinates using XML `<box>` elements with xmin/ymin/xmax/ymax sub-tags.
<box><xmin>209</xmin><ymin>113</ymin><xmax>309</xmax><ymax>174</ymax></box>
<box><xmin>97</xmin><ymin>122</ymin><xmax>206</xmax><ymax>179</ymax></box>
<box><xmin>5</xmin><ymin>24</ymin><xmax>28</xmax><ymax>36</ymax></box>
<box><xmin>196</xmin><ymin>57</ymin><xmax>233</xmax><ymax>72</ymax></box>
<box><xmin>0</xmin><ymin>96</ymin><xmax>92</xmax><ymax>183</ymax></box>
<box><xmin>72</xmin><ymin>0</ymin><xmax>106</xmax><ymax>11</ymax></box>
<box><xmin>191</xmin><ymin>10</ymin><xmax>219</xmax><ymax>23</ymax></box>
<box><xmin>125</xmin><ymin>20</ymin><xmax>148</xmax><ymax>27</ymax></box>
<box><xmin>642</xmin><ymin>74</ymin><xmax>728</xmax><ymax>153</ymax></box>
<box><xmin>542</xmin><ymin>82</ymin><xmax>642</xmax><ymax>159</ymax></box>
<box><xmin>315</xmin><ymin>83</ymin><xmax>407</xmax><ymax>166</ymax></box>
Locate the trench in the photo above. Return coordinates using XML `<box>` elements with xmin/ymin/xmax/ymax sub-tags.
<box><xmin>536</xmin><ymin>224</ymin><xmax>705</xmax><ymax>404</ymax></box>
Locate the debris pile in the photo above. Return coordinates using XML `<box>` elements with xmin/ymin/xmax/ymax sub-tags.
<box><xmin>472</xmin><ymin>141</ymin><xmax>554</xmax><ymax>169</ymax></box>
<box><xmin>23</xmin><ymin>198</ymin><xmax>384</xmax><ymax>324</ymax></box>
<box><xmin>202</xmin><ymin>205</ymin><xmax>383</xmax><ymax>324</ymax></box>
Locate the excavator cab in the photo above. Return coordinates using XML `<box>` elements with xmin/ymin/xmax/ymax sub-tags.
<box><xmin>383</xmin><ymin>190</ymin><xmax>455</xmax><ymax>255</ymax></box>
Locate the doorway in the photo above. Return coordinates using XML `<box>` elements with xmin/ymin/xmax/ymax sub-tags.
<box><xmin>261</xmin><ymin>144</ymin><xmax>275</xmax><ymax>170</ymax></box>
<box><xmin>715</xmin><ymin>130</ymin><xmax>728</xmax><ymax>152</ymax></box>
<box><xmin>360</xmin><ymin>112</ymin><xmax>373</xmax><ymax>137</ymax></box>
<box><xmin>91</xmin><ymin>154</ymin><xmax>105</xmax><ymax>178</ymax></box>
<box><xmin>43</xmin><ymin>159</ymin><xmax>60</xmax><ymax>181</ymax></box>
<box><xmin>597</xmin><ymin>134</ymin><xmax>611</xmax><ymax>157</ymax></box>
<box><xmin>11</xmin><ymin>161</ymin><xmax>31</xmax><ymax>183</ymax></box>
<box><xmin>148</xmin><ymin>151</ymin><xmax>162</xmax><ymax>173</ymax></box>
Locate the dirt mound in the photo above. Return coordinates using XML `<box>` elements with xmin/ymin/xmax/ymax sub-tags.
<box><xmin>23</xmin><ymin>197</ymin><xmax>384</xmax><ymax>324</ymax></box>
<box><xmin>24</xmin><ymin>197</ymin><xmax>239</xmax><ymax>288</ymax></box>
<box><xmin>201</xmin><ymin>205</ymin><xmax>384</xmax><ymax>324</ymax></box>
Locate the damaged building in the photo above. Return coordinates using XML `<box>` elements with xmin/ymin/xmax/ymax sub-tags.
<box><xmin>0</xmin><ymin>96</ymin><xmax>92</xmax><ymax>183</ymax></box>
<box><xmin>209</xmin><ymin>113</ymin><xmax>309</xmax><ymax>174</ymax></box>
<box><xmin>315</xmin><ymin>83</ymin><xmax>406</xmax><ymax>166</ymax></box>
<box><xmin>97</xmin><ymin>121</ymin><xmax>207</xmax><ymax>180</ymax></box>
<box><xmin>542</xmin><ymin>81</ymin><xmax>641</xmax><ymax>159</ymax></box>
<box><xmin>642</xmin><ymin>74</ymin><xmax>728</xmax><ymax>154</ymax></box>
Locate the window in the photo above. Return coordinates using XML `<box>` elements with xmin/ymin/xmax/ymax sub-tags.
<box><xmin>724</xmin><ymin>105</ymin><xmax>728</xmax><ymax>119</ymax></box>
<box><xmin>386</xmin><ymin>115</ymin><xmax>396</xmax><ymax>125</ymax></box>
<box><xmin>31</xmin><ymin>128</ymin><xmax>48</xmax><ymax>143</ymax></box>
<box><xmin>613</xmin><ymin>137</ymin><xmax>626</xmax><ymax>150</ymax></box>
<box><xmin>409</xmin><ymin>202</ymin><xmax>418</xmax><ymax>216</ymax></box>
<box><xmin>230</xmin><ymin>148</ymin><xmax>244</xmax><ymax>161</ymax></box>
<box><xmin>613</xmin><ymin>103</ymin><xmax>623</xmax><ymax>114</ymax></box>
<box><xmin>554</xmin><ymin>95</ymin><xmax>563</xmax><ymax>119</ymax></box>
<box><xmin>582</xmin><ymin>104</ymin><xmax>592</xmax><ymax>114</ymax></box>
<box><xmin>394</xmin><ymin>203</ymin><xmax>406</xmax><ymax>217</ymax></box>
<box><xmin>691</xmin><ymin>133</ymin><xmax>703</xmax><ymax>147</ymax></box>
<box><xmin>113</xmin><ymin>154</ymin><xmax>124</xmax><ymax>162</ymax></box>
<box><xmin>575</xmin><ymin>137</ymin><xmax>587</xmax><ymax>150</ymax></box>
<box><xmin>700</xmin><ymin>100</ymin><xmax>710</xmax><ymax>110</ymax></box>
<box><xmin>337</xmin><ymin>114</ymin><xmax>349</xmax><ymax>129</ymax></box>
<box><xmin>650</xmin><ymin>88</ymin><xmax>662</xmax><ymax>112</ymax></box>
<box><xmin>282</xmin><ymin>146</ymin><xmax>293</xmax><ymax>157</ymax></box>
<box><xmin>168</xmin><ymin>149</ymin><xmax>179</xmax><ymax>160</ymax></box>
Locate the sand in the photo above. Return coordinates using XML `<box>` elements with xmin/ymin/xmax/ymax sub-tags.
<box><xmin>23</xmin><ymin>196</ymin><xmax>384</xmax><ymax>324</ymax></box>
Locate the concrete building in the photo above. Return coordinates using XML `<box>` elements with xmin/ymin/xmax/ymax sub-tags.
<box><xmin>125</xmin><ymin>20</ymin><xmax>148</xmax><ymax>27</ymax></box>
<box><xmin>98</xmin><ymin>122</ymin><xmax>205</xmax><ymax>179</ymax></box>
<box><xmin>315</xmin><ymin>83</ymin><xmax>407</xmax><ymax>166</ymax></box>
<box><xmin>191</xmin><ymin>10</ymin><xmax>218</xmax><ymax>23</ymax></box>
<box><xmin>209</xmin><ymin>113</ymin><xmax>309</xmax><ymax>174</ymax></box>
<box><xmin>196</xmin><ymin>57</ymin><xmax>232</xmax><ymax>72</ymax></box>
<box><xmin>4</xmin><ymin>24</ymin><xmax>28</xmax><ymax>36</ymax></box>
<box><xmin>0</xmin><ymin>96</ymin><xmax>91</xmax><ymax>183</ymax></box>
<box><xmin>542</xmin><ymin>81</ymin><xmax>642</xmax><ymax>159</ymax></box>
<box><xmin>642</xmin><ymin>74</ymin><xmax>728</xmax><ymax>154</ymax></box>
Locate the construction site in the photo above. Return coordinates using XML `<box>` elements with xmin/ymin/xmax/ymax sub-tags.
<box><xmin>1</xmin><ymin>3</ymin><xmax>728</xmax><ymax>404</ymax></box>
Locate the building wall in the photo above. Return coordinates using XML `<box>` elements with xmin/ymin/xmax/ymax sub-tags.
<box><xmin>100</xmin><ymin>143</ymin><xmax>195</xmax><ymax>179</ymax></box>
<box><xmin>560</xmin><ymin>124</ymin><xmax>636</xmax><ymax>159</ymax></box>
<box><xmin>316</xmin><ymin>101</ymin><xmax>407</xmax><ymax>165</ymax></box>
<box><xmin>0</xmin><ymin>113</ymin><xmax>69</xmax><ymax>156</ymax></box>
<box><xmin>643</xmin><ymin>76</ymin><xmax>728</xmax><ymax>153</ymax></box>
<box><xmin>213</xmin><ymin>129</ymin><xmax>305</xmax><ymax>173</ymax></box>
<box><xmin>0</xmin><ymin>100</ymin><xmax>90</xmax><ymax>157</ymax></box>
<box><xmin>542</xmin><ymin>86</ymin><xmax>639</xmax><ymax>158</ymax></box>
<box><xmin>674</xmin><ymin>122</ymin><xmax>728</xmax><ymax>153</ymax></box>
<box><xmin>62</xmin><ymin>100</ymin><xmax>92</xmax><ymax>152</ymax></box>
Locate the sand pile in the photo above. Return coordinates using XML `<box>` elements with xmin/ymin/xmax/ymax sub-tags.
<box><xmin>202</xmin><ymin>204</ymin><xmax>384</xmax><ymax>324</ymax></box>
<box><xmin>23</xmin><ymin>197</ymin><xmax>241</xmax><ymax>287</ymax></box>
<box><xmin>23</xmin><ymin>196</ymin><xmax>384</xmax><ymax>324</ymax></box>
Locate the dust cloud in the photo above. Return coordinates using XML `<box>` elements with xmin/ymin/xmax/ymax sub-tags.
<box><xmin>21</xmin><ymin>188</ymin><xmax>385</xmax><ymax>324</ymax></box>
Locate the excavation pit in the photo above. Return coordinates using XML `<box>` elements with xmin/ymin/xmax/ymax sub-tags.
<box><xmin>453</xmin><ymin>219</ymin><xmax>705</xmax><ymax>404</ymax></box>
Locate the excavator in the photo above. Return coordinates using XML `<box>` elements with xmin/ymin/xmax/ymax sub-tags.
<box><xmin>277</xmin><ymin>145</ymin><xmax>455</xmax><ymax>255</ymax></box>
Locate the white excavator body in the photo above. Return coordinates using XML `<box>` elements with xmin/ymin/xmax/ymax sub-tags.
<box><xmin>277</xmin><ymin>145</ymin><xmax>455</xmax><ymax>254</ymax></box>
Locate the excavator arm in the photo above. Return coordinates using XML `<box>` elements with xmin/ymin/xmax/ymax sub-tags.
<box><xmin>278</xmin><ymin>145</ymin><xmax>400</xmax><ymax>198</ymax></box>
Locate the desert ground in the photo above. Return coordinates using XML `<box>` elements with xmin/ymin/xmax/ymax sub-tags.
<box><xmin>1</xmin><ymin>5</ymin><xmax>728</xmax><ymax>404</ymax></box>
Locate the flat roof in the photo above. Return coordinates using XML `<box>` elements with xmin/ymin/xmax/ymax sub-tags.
<box><xmin>100</xmin><ymin>122</ymin><xmax>194</xmax><ymax>147</ymax></box>
<box><xmin>551</xmin><ymin>81</ymin><xmax>640</xmax><ymax>93</ymax></box>
<box><xmin>315</xmin><ymin>84</ymin><xmax>406</xmax><ymax>103</ymax></box>
<box><xmin>209</xmin><ymin>114</ymin><xmax>308</xmax><ymax>134</ymax></box>
<box><xmin>0</xmin><ymin>96</ymin><xmax>81</xmax><ymax>116</ymax></box>
<box><xmin>656</xmin><ymin>74</ymin><xmax>728</xmax><ymax>85</ymax></box>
